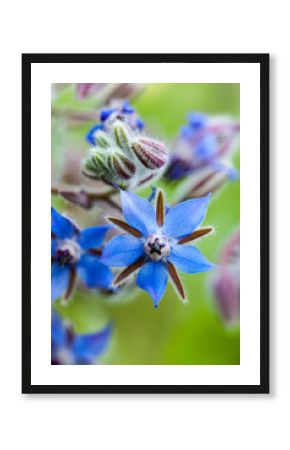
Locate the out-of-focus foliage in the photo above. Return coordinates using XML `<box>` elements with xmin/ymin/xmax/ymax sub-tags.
<box><xmin>52</xmin><ymin>83</ymin><xmax>240</xmax><ymax>365</ymax></box>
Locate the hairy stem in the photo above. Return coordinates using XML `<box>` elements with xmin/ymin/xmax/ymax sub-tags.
<box><xmin>51</xmin><ymin>183</ymin><xmax>122</xmax><ymax>212</ymax></box>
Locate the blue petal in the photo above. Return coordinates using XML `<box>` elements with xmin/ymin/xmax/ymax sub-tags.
<box><xmin>101</xmin><ymin>235</ymin><xmax>144</xmax><ymax>267</ymax></box>
<box><xmin>187</xmin><ymin>112</ymin><xmax>208</xmax><ymax>130</ymax></box>
<box><xmin>162</xmin><ymin>193</ymin><xmax>211</xmax><ymax>239</ymax></box>
<box><xmin>180</xmin><ymin>124</ymin><xmax>194</xmax><ymax>140</ymax></box>
<box><xmin>51</xmin><ymin>312</ymin><xmax>67</xmax><ymax>348</ymax></box>
<box><xmin>137</xmin><ymin>261</ymin><xmax>168</xmax><ymax>307</ymax></box>
<box><xmin>100</xmin><ymin>108</ymin><xmax>116</xmax><ymax>122</ymax></box>
<box><xmin>51</xmin><ymin>263</ymin><xmax>70</xmax><ymax>301</ymax></box>
<box><xmin>122</xmin><ymin>101</ymin><xmax>134</xmax><ymax>114</ymax></box>
<box><xmin>77</xmin><ymin>253</ymin><xmax>113</xmax><ymax>289</ymax></box>
<box><xmin>51</xmin><ymin>207</ymin><xmax>78</xmax><ymax>239</ymax></box>
<box><xmin>77</xmin><ymin>225</ymin><xmax>111</xmax><ymax>250</ymax></box>
<box><xmin>72</xmin><ymin>323</ymin><xmax>113</xmax><ymax>364</ymax></box>
<box><xmin>51</xmin><ymin>238</ymin><xmax>57</xmax><ymax>257</ymax></box>
<box><xmin>86</xmin><ymin>124</ymin><xmax>104</xmax><ymax>145</ymax></box>
<box><xmin>147</xmin><ymin>186</ymin><xmax>157</xmax><ymax>204</ymax></box>
<box><xmin>168</xmin><ymin>244</ymin><xmax>215</xmax><ymax>273</ymax></box>
<box><xmin>120</xmin><ymin>190</ymin><xmax>156</xmax><ymax>236</ymax></box>
<box><xmin>136</xmin><ymin>118</ymin><xmax>144</xmax><ymax>130</ymax></box>
<box><xmin>211</xmin><ymin>161</ymin><xmax>238</xmax><ymax>181</ymax></box>
<box><xmin>227</xmin><ymin>167</ymin><xmax>238</xmax><ymax>180</ymax></box>
<box><xmin>195</xmin><ymin>134</ymin><xmax>217</xmax><ymax>162</ymax></box>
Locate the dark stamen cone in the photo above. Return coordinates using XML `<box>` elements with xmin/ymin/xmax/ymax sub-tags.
<box><xmin>64</xmin><ymin>267</ymin><xmax>76</xmax><ymax>300</ymax></box>
<box><xmin>156</xmin><ymin>190</ymin><xmax>165</xmax><ymax>227</ymax></box>
<box><xmin>113</xmin><ymin>256</ymin><xmax>146</xmax><ymax>286</ymax></box>
<box><xmin>107</xmin><ymin>217</ymin><xmax>142</xmax><ymax>237</ymax></box>
<box><xmin>167</xmin><ymin>262</ymin><xmax>186</xmax><ymax>301</ymax></box>
<box><xmin>178</xmin><ymin>227</ymin><xmax>214</xmax><ymax>245</ymax></box>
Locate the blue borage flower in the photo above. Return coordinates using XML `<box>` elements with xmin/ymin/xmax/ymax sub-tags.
<box><xmin>86</xmin><ymin>100</ymin><xmax>144</xmax><ymax>146</ymax></box>
<box><xmin>166</xmin><ymin>113</ymin><xmax>239</xmax><ymax>181</ymax></box>
<box><xmin>101</xmin><ymin>190</ymin><xmax>215</xmax><ymax>307</ymax></box>
<box><xmin>51</xmin><ymin>207</ymin><xmax>113</xmax><ymax>301</ymax></box>
<box><xmin>51</xmin><ymin>312</ymin><xmax>112</xmax><ymax>364</ymax></box>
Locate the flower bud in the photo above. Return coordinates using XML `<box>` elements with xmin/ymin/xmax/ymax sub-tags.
<box><xmin>132</xmin><ymin>137</ymin><xmax>169</xmax><ymax>170</ymax></box>
<box><xmin>93</xmin><ymin>130</ymin><xmax>113</xmax><ymax>149</ymax></box>
<box><xmin>83</xmin><ymin>102</ymin><xmax>168</xmax><ymax>189</ymax></box>
<box><xmin>112</xmin><ymin>121</ymin><xmax>133</xmax><ymax>155</ymax></box>
<box><xmin>107</xmin><ymin>151</ymin><xmax>136</xmax><ymax>181</ymax></box>
<box><xmin>82</xmin><ymin>148</ymin><xmax>109</xmax><ymax>179</ymax></box>
<box><xmin>212</xmin><ymin>230</ymin><xmax>240</xmax><ymax>325</ymax></box>
<box><xmin>76</xmin><ymin>83</ymin><xmax>107</xmax><ymax>99</ymax></box>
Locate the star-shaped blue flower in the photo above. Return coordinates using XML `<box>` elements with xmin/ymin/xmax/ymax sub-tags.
<box><xmin>101</xmin><ymin>190</ymin><xmax>215</xmax><ymax>307</ymax></box>
<box><xmin>51</xmin><ymin>207</ymin><xmax>113</xmax><ymax>301</ymax></box>
<box><xmin>51</xmin><ymin>312</ymin><xmax>112</xmax><ymax>364</ymax></box>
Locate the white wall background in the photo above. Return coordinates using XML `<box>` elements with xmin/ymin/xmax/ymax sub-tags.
<box><xmin>0</xmin><ymin>1</ymin><xmax>285</xmax><ymax>449</ymax></box>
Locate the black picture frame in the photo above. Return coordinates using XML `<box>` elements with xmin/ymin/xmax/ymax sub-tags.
<box><xmin>22</xmin><ymin>53</ymin><xmax>269</xmax><ymax>394</ymax></box>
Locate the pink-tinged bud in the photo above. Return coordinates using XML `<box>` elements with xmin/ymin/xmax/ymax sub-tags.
<box><xmin>106</xmin><ymin>84</ymin><xmax>145</xmax><ymax>102</ymax></box>
<box><xmin>132</xmin><ymin>137</ymin><xmax>169</xmax><ymax>170</ymax></box>
<box><xmin>212</xmin><ymin>230</ymin><xmax>240</xmax><ymax>325</ymax></box>
<box><xmin>213</xmin><ymin>266</ymin><xmax>240</xmax><ymax>324</ymax></box>
<box><xmin>76</xmin><ymin>83</ymin><xmax>107</xmax><ymax>99</ymax></box>
<box><xmin>107</xmin><ymin>152</ymin><xmax>136</xmax><ymax>180</ymax></box>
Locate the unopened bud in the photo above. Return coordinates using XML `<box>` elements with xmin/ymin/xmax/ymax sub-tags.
<box><xmin>83</xmin><ymin>103</ymin><xmax>169</xmax><ymax>189</ymax></box>
<box><xmin>82</xmin><ymin>149</ymin><xmax>109</xmax><ymax>179</ymax></box>
<box><xmin>107</xmin><ymin>151</ymin><xmax>136</xmax><ymax>180</ymax></box>
<box><xmin>76</xmin><ymin>83</ymin><xmax>107</xmax><ymax>99</ymax></box>
<box><xmin>112</xmin><ymin>121</ymin><xmax>132</xmax><ymax>154</ymax></box>
<box><xmin>132</xmin><ymin>137</ymin><xmax>169</xmax><ymax>170</ymax></box>
<box><xmin>212</xmin><ymin>230</ymin><xmax>240</xmax><ymax>325</ymax></box>
<box><xmin>94</xmin><ymin>130</ymin><xmax>113</xmax><ymax>149</ymax></box>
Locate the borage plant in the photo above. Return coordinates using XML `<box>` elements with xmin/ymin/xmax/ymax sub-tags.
<box><xmin>101</xmin><ymin>190</ymin><xmax>215</xmax><ymax>307</ymax></box>
<box><xmin>51</xmin><ymin>312</ymin><xmax>112</xmax><ymax>365</ymax></box>
<box><xmin>51</xmin><ymin>85</ymin><xmax>240</xmax><ymax>365</ymax></box>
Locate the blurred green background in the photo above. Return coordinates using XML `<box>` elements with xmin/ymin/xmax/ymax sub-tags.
<box><xmin>52</xmin><ymin>83</ymin><xmax>240</xmax><ymax>365</ymax></box>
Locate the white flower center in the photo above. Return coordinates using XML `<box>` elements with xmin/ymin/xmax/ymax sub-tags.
<box><xmin>144</xmin><ymin>234</ymin><xmax>171</xmax><ymax>262</ymax></box>
<box><xmin>57</xmin><ymin>239</ymin><xmax>81</xmax><ymax>265</ymax></box>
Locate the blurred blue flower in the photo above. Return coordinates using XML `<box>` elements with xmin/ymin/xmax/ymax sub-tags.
<box><xmin>101</xmin><ymin>190</ymin><xmax>214</xmax><ymax>307</ymax></box>
<box><xmin>51</xmin><ymin>207</ymin><xmax>113</xmax><ymax>301</ymax></box>
<box><xmin>166</xmin><ymin>113</ymin><xmax>239</xmax><ymax>181</ymax></box>
<box><xmin>86</xmin><ymin>100</ymin><xmax>144</xmax><ymax>146</ymax></box>
<box><xmin>51</xmin><ymin>312</ymin><xmax>112</xmax><ymax>364</ymax></box>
